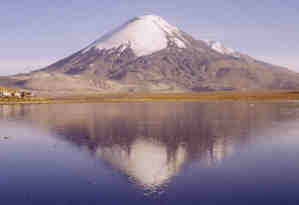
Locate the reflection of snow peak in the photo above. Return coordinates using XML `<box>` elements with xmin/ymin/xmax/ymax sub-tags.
<box><xmin>83</xmin><ymin>15</ymin><xmax>186</xmax><ymax>56</ymax></box>
<box><xmin>95</xmin><ymin>138</ymin><xmax>187</xmax><ymax>188</ymax></box>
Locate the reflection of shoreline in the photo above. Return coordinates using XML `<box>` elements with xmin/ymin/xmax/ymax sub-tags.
<box><xmin>0</xmin><ymin>102</ymin><xmax>295</xmax><ymax>187</ymax></box>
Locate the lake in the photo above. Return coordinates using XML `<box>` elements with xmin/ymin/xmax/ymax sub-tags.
<box><xmin>1</xmin><ymin>102</ymin><xmax>299</xmax><ymax>204</ymax></box>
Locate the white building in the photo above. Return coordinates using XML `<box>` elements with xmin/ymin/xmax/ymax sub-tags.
<box><xmin>14</xmin><ymin>92</ymin><xmax>22</xmax><ymax>98</ymax></box>
<box><xmin>1</xmin><ymin>91</ymin><xmax>12</xmax><ymax>97</ymax></box>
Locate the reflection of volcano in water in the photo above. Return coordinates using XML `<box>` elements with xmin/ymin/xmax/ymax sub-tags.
<box><xmin>95</xmin><ymin>138</ymin><xmax>186</xmax><ymax>188</ymax></box>
<box><xmin>0</xmin><ymin>102</ymin><xmax>296</xmax><ymax>188</ymax></box>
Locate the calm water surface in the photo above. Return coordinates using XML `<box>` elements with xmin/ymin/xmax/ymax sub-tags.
<box><xmin>1</xmin><ymin>102</ymin><xmax>299</xmax><ymax>204</ymax></box>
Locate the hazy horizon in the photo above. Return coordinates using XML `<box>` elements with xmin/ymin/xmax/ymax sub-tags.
<box><xmin>1</xmin><ymin>0</ymin><xmax>298</xmax><ymax>75</ymax></box>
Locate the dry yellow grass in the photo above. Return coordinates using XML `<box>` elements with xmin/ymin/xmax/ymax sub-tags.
<box><xmin>1</xmin><ymin>90</ymin><xmax>299</xmax><ymax>105</ymax></box>
<box><xmin>0</xmin><ymin>97</ymin><xmax>50</xmax><ymax>105</ymax></box>
<box><xmin>52</xmin><ymin>90</ymin><xmax>299</xmax><ymax>103</ymax></box>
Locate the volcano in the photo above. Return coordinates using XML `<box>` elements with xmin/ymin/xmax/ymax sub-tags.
<box><xmin>3</xmin><ymin>15</ymin><xmax>299</xmax><ymax>95</ymax></box>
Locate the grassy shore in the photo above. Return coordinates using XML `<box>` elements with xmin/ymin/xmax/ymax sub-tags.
<box><xmin>0</xmin><ymin>97</ymin><xmax>51</xmax><ymax>105</ymax></box>
<box><xmin>2</xmin><ymin>90</ymin><xmax>299</xmax><ymax>105</ymax></box>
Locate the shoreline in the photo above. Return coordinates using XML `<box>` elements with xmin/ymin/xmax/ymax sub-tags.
<box><xmin>1</xmin><ymin>91</ymin><xmax>299</xmax><ymax>105</ymax></box>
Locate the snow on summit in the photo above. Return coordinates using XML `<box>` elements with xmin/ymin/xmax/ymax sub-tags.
<box><xmin>84</xmin><ymin>15</ymin><xmax>187</xmax><ymax>56</ymax></box>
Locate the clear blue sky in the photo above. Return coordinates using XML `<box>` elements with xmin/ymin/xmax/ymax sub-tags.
<box><xmin>1</xmin><ymin>0</ymin><xmax>298</xmax><ymax>75</ymax></box>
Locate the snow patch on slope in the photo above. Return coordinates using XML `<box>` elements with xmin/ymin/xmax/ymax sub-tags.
<box><xmin>83</xmin><ymin>15</ymin><xmax>186</xmax><ymax>56</ymax></box>
<box><xmin>170</xmin><ymin>37</ymin><xmax>186</xmax><ymax>48</ymax></box>
<box><xmin>205</xmin><ymin>40</ymin><xmax>240</xmax><ymax>58</ymax></box>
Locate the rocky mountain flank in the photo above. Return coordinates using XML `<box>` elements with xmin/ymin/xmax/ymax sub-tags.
<box><xmin>2</xmin><ymin>15</ymin><xmax>299</xmax><ymax>95</ymax></box>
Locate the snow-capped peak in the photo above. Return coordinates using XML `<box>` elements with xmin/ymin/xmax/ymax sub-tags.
<box><xmin>83</xmin><ymin>15</ymin><xmax>187</xmax><ymax>56</ymax></box>
<box><xmin>205</xmin><ymin>40</ymin><xmax>240</xmax><ymax>58</ymax></box>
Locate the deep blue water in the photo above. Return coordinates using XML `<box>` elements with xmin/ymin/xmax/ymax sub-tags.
<box><xmin>1</xmin><ymin>102</ymin><xmax>299</xmax><ymax>205</ymax></box>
